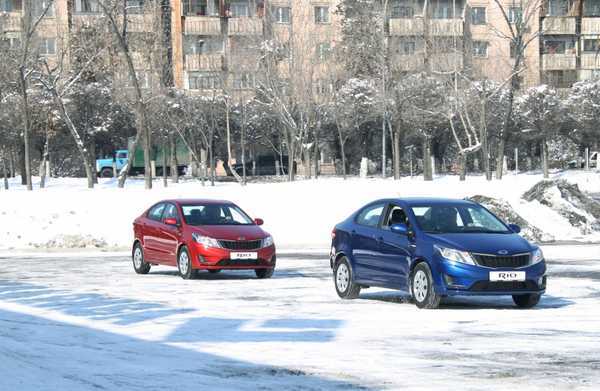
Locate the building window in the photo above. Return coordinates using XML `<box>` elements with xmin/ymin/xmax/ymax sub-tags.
<box><xmin>184</xmin><ymin>0</ymin><xmax>219</xmax><ymax>16</ymax></box>
<box><xmin>314</xmin><ymin>79</ymin><xmax>332</xmax><ymax>95</ymax></box>
<box><xmin>547</xmin><ymin>0</ymin><xmax>569</xmax><ymax>16</ymax></box>
<box><xmin>542</xmin><ymin>39</ymin><xmax>576</xmax><ymax>54</ymax></box>
<box><xmin>184</xmin><ymin>36</ymin><xmax>222</xmax><ymax>55</ymax></box>
<box><xmin>431</xmin><ymin>2</ymin><xmax>457</xmax><ymax>19</ymax></box>
<box><xmin>0</xmin><ymin>0</ymin><xmax>21</xmax><ymax>12</ymax></box>
<box><xmin>316</xmin><ymin>42</ymin><xmax>331</xmax><ymax>61</ymax></box>
<box><xmin>314</xmin><ymin>6</ymin><xmax>329</xmax><ymax>24</ymax></box>
<box><xmin>397</xmin><ymin>40</ymin><xmax>415</xmax><ymax>55</ymax></box>
<box><xmin>390</xmin><ymin>4</ymin><xmax>414</xmax><ymax>18</ymax></box>
<box><xmin>471</xmin><ymin>7</ymin><xmax>486</xmax><ymax>25</ymax></box>
<box><xmin>472</xmin><ymin>41</ymin><xmax>488</xmax><ymax>57</ymax></box>
<box><xmin>230</xmin><ymin>2</ymin><xmax>250</xmax><ymax>17</ymax></box>
<box><xmin>273</xmin><ymin>6</ymin><xmax>290</xmax><ymax>23</ymax></box>
<box><xmin>508</xmin><ymin>7</ymin><xmax>523</xmax><ymax>23</ymax></box>
<box><xmin>1</xmin><ymin>35</ymin><xmax>20</xmax><ymax>49</ymax></box>
<box><xmin>32</xmin><ymin>1</ymin><xmax>55</xmax><ymax>18</ymax></box>
<box><xmin>38</xmin><ymin>38</ymin><xmax>56</xmax><ymax>55</ymax></box>
<box><xmin>74</xmin><ymin>0</ymin><xmax>100</xmax><ymax>13</ymax></box>
<box><xmin>233</xmin><ymin>73</ymin><xmax>255</xmax><ymax>90</ymax></box>
<box><xmin>189</xmin><ymin>72</ymin><xmax>222</xmax><ymax>90</ymax></box>
<box><xmin>584</xmin><ymin>0</ymin><xmax>600</xmax><ymax>16</ymax></box>
<box><xmin>583</xmin><ymin>38</ymin><xmax>600</xmax><ymax>53</ymax></box>
<box><xmin>126</xmin><ymin>0</ymin><xmax>145</xmax><ymax>14</ymax></box>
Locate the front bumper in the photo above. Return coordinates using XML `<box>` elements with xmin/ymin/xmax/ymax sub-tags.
<box><xmin>434</xmin><ymin>258</ymin><xmax>547</xmax><ymax>296</ymax></box>
<box><xmin>190</xmin><ymin>243</ymin><xmax>276</xmax><ymax>270</ymax></box>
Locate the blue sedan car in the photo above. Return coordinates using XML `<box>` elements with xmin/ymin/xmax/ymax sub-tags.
<box><xmin>330</xmin><ymin>198</ymin><xmax>546</xmax><ymax>309</ymax></box>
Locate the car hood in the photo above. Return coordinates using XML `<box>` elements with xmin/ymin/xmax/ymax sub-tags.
<box><xmin>426</xmin><ymin>233</ymin><xmax>533</xmax><ymax>255</ymax></box>
<box><xmin>190</xmin><ymin>225</ymin><xmax>267</xmax><ymax>241</ymax></box>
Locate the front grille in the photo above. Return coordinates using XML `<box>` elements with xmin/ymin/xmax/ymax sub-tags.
<box><xmin>218</xmin><ymin>239</ymin><xmax>262</xmax><ymax>250</ymax></box>
<box><xmin>217</xmin><ymin>259</ymin><xmax>261</xmax><ymax>267</ymax></box>
<box><xmin>473</xmin><ymin>253</ymin><xmax>530</xmax><ymax>268</ymax></box>
<box><xmin>470</xmin><ymin>280</ymin><xmax>538</xmax><ymax>292</ymax></box>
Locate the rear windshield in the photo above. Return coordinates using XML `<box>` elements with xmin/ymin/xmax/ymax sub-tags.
<box><xmin>411</xmin><ymin>204</ymin><xmax>510</xmax><ymax>234</ymax></box>
<box><xmin>181</xmin><ymin>204</ymin><xmax>254</xmax><ymax>226</ymax></box>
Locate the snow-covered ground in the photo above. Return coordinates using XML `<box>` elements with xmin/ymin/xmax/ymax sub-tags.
<box><xmin>1</xmin><ymin>246</ymin><xmax>600</xmax><ymax>390</ymax></box>
<box><xmin>1</xmin><ymin>170</ymin><xmax>599</xmax><ymax>251</ymax></box>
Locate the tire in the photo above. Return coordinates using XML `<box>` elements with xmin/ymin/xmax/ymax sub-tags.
<box><xmin>255</xmin><ymin>268</ymin><xmax>274</xmax><ymax>279</ymax></box>
<box><xmin>411</xmin><ymin>262</ymin><xmax>441</xmax><ymax>309</ymax></box>
<box><xmin>177</xmin><ymin>246</ymin><xmax>195</xmax><ymax>280</ymax></box>
<box><xmin>208</xmin><ymin>269</ymin><xmax>221</xmax><ymax>274</ymax></box>
<box><xmin>333</xmin><ymin>256</ymin><xmax>361</xmax><ymax>299</ymax></box>
<box><xmin>512</xmin><ymin>293</ymin><xmax>540</xmax><ymax>308</ymax></box>
<box><xmin>100</xmin><ymin>167</ymin><xmax>113</xmax><ymax>178</ymax></box>
<box><xmin>132</xmin><ymin>242</ymin><xmax>150</xmax><ymax>274</ymax></box>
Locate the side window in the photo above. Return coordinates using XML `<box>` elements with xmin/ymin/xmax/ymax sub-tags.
<box><xmin>148</xmin><ymin>203</ymin><xmax>166</xmax><ymax>222</ymax></box>
<box><xmin>356</xmin><ymin>204</ymin><xmax>385</xmax><ymax>228</ymax></box>
<box><xmin>116</xmin><ymin>152</ymin><xmax>127</xmax><ymax>159</ymax></box>
<box><xmin>384</xmin><ymin>205</ymin><xmax>409</xmax><ymax>228</ymax></box>
<box><xmin>163</xmin><ymin>204</ymin><xmax>180</xmax><ymax>224</ymax></box>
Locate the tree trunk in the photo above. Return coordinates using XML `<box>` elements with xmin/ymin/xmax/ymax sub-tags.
<box><xmin>423</xmin><ymin>137</ymin><xmax>433</xmax><ymax>181</ymax></box>
<box><xmin>90</xmin><ymin>137</ymin><xmax>98</xmax><ymax>184</ymax></box>
<box><xmin>480</xmin><ymin>101</ymin><xmax>492</xmax><ymax>181</ymax></box>
<box><xmin>163</xmin><ymin>139</ymin><xmax>168</xmax><ymax>187</ymax></box>
<box><xmin>313</xmin><ymin>128</ymin><xmax>320</xmax><ymax>179</ymax></box>
<box><xmin>495</xmin><ymin>66</ymin><xmax>518</xmax><ymax>180</ymax></box>
<box><xmin>542</xmin><ymin>137</ymin><xmax>549</xmax><ymax>179</ymax></box>
<box><xmin>2</xmin><ymin>152</ymin><xmax>8</xmax><ymax>190</ymax></box>
<box><xmin>382</xmin><ymin>116</ymin><xmax>387</xmax><ymax>178</ymax></box>
<box><xmin>336</xmin><ymin>124</ymin><xmax>347</xmax><ymax>180</ymax></box>
<box><xmin>459</xmin><ymin>153</ymin><xmax>467</xmax><ymax>181</ymax></box>
<box><xmin>169</xmin><ymin>133</ymin><xmax>179</xmax><ymax>183</ymax></box>
<box><xmin>19</xmin><ymin>144</ymin><xmax>26</xmax><ymax>185</ymax></box>
<box><xmin>9</xmin><ymin>149</ymin><xmax>15</xmax><ymax>178</ymax></box>
<box><xmin>393</xmin><ymin>130</ymin><xmax>401</xmax><ymax>180</ymax></box>
<box><xmin>287</xmin><ymin>134</ymin><xmax>295</xmax><ymax>182</ymax></box>
<box><xmin>241</xmin><ymin>105</ymin><xmax>247</xmax><ymax>185</ymax></box>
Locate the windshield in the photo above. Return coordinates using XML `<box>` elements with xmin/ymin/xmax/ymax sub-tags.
<box><xmin>181</xmin><ymin>204</ymin><xmax>254</xmax><ymax>226</ymax></box>
<box><xmin>411</xmin><ymin>204</ymin><xmax>510</xmax><ymax>234</ymax></box>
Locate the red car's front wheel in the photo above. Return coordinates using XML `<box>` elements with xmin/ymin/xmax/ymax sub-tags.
<box><xmin>178</xmin><ymin>246</ymin><xmax>196</xmax><ymax>280</ymax></box>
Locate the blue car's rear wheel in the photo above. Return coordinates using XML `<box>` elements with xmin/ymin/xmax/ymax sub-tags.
<box><xmin>512</xmin><ymin>293</ymin><xmax>540</xmax><ymax>308</ymax></box>
<box><xmin>411</xmin><ymin>263</ymin><xmax>441</xmax><ymax>309</ymax></box>
<box><xmin>334</xmin><ymin>257</ymin><xmax>361</xmax><ymax>299</ymax></box>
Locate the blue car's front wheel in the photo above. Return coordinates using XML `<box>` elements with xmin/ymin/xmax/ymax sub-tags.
<box><xmin>411</xmin><ymin>263</ymin><xmax>441</xmax><ymax>309</ymax></box>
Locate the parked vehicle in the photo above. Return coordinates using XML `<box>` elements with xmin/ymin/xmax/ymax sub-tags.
<box><xmin>568</xmin><ymin>151</ymin><xmax>598</xmax><ymax>169</ymax></box>
<box><xmin>228</xmin><ymin>155</ymin><xmax>296</xmax><ymax>176</ymax></box>
<box><xmin>96</xmin><ymin>138</ymin><xmax>189</xmax><ymax>178</ymax></box>
<box><xmin>330</xmin><ymin>198</ymin><xmax>546</xmax><ymax>309</ymax></box>
<box><xmin>132</xmin><ymin>199</ymin><xmax>276</xmax><ymax>279</ymax></box>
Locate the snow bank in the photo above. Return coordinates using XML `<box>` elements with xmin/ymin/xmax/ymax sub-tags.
<box><xmin>1</xmin><ymin>171</ymin><xmax>599</xmax><ymax>251</ymax></box>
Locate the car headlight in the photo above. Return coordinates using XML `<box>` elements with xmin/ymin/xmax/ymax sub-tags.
<box><xmin>192</xmin><ymin>233</ymin><xmax>221</xmax><ymax>249</ymax></box>
<box><xmin>262</xmin><ymin>236</ymin><xmax>274</xmax><ymax>248</ymax></box>
<box><xmin>531</xmin><ymin>248</ymin><xmax>544</xmax><ymax>265</ymax></box>
<box><xmin>435</xmin><ymin>245</ymin><xmax>476</xmax><ymax>265</ymax></box>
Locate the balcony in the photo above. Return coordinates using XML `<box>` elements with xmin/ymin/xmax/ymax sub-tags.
<box><xmin>430</xmin><ymin>19</ymin><xmax>463</xmax><ymax>36</ymax></box>
<box><xmin>581</xmin><ymin>53</ymin><xmax>600</xmax><ymax>69</ymax></box>
<box><xmin>228</xmin><ymin>17</ymin><xmax>263</xmax><ymax>35</ymax></box>
<box><xmin>581</xmin><ymin>17</ymin><xmax>600</xmax><ymax>35</ymax></box>
<box><xmin>184</xmin><ymin>16</ymin><xmax>221</xmax><ymax>35</ymax></box>
<box><xmin>128</xmin><ymin>13</ymin><xmax>154</xmax><ymax>33</ymax></box>
<box><xmin>185</xmin><ymin>54</ymin><xmax>223</xmax><ymax>71</ymax></box>
<box><xmin>431</xmin><ymin>52</ymin><xmax>463</xmax><ymax>71</ymax></box>
<box><xmin>542</xmin><ymin>17</ymin><xmax>576</xmax><ymax>35</ymax></box>
<box><xmin>392</xmin><ymin>54</ymin><xmax>425</xmax><ymax>71</ymax></box>
<box><xmin>389</xmin><ymin>18</ymin><xmax>424</xmax><ymax>36</ymax></box>
<box><xmin>0</xmin><ymin>12</ymin><xmax>22</xmax><ymax>31</ymax></box>
<box><xmin>541</xmin><ymin>54</ymin><xmax>576</xmax><ymax>70</ymax></box>
<box><xmin>72</xmin><ymin>14</ymin><xmax>102</xmax><ymax>29</ymax></box>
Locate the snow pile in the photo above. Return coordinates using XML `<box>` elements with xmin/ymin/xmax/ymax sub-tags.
<box><xmin>39</xmin><ymin>234</ymin><xmax>108</xmax><ymax>249</ymax></box>
<box><xmin>522</xmin><ymin>179</ymin><xmax>600</xmax><ymax>234</ymax></box>
<box><xmin>465</xmin><ymin>195</ymin><xmax>552</xmax><ymax>242</ymax></box>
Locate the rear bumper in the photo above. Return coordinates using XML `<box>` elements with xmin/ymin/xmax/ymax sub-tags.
<box><xmin>190</xmin><ymin>243</ymin><xmax>276</xmax><ymax>270</ymax></box>
<box><xmin>434</xmin><ymin>258</ymin><xmax>547</xmax><ymax>296</ymax></box>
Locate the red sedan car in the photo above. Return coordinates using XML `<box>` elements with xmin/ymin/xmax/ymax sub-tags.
<box><xmin>132</xmin><ymin>199</ymin><xmax>276</xmax><ymax>279</ymax></box>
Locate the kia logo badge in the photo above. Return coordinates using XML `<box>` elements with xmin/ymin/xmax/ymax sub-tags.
<box><xmin>498</xmin><ymin>250</ymin><xmax>509</xmax><ymax>255</ymax></box>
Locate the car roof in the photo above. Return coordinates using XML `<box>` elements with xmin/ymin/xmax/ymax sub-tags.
<box><xmin>371</xmin><ymin>197</ymin><xmax>477</xmax><ymax>207</ymax></box>
<box><xmin>161</xmin><ymin>199</ymin><xmax>234</xmax><ymax>205</ymax></box>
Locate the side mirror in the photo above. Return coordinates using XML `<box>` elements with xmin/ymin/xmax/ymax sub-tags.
<box><xmin>164</xmin><ymin>218</ymin><xmax>179</xmax><ymax>226</ymax></box>
<box><xmin>390</xmin><ymin>223</ymin><xmax>409</xmax><ymax>235</ymax></box>
<box><xmin>508</xmin><ymin>224</ymin><xmax>521</xmax><ymax>234</ymax></box>
<box><xmin>254</xmin><ymin>218</ymin><xmax>264</xmax><ymax>226</ymax></box>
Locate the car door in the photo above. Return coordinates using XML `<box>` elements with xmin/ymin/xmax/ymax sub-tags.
<box><xmin>115</xmin><ymin>151</ymin><xmax>128</xmax><ymax>171</ymax></box>
<box><xmin>155</xmin><ymin>203</ymin><xmax>182</xmax><ymax>265</ymax></box>
<box><xmin>351</xmin><ymin>203</ymin><xmax>386</xmax><ymax>283</ymax></box>
<box><xmin>378</xmin><ymin>204</ymin><xmax>414</xmax><ymax>289</ymax></box>
<box><xmin>143</xmin><ymin>203</ymin><xmax>166</xmax><ymax>262</ymax></box>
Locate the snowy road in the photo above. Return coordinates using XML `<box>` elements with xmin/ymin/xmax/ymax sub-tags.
<box><xmin>1</xmin><ymin>247</ymin><xmax>600</xmax><ymax>390</ymax></box>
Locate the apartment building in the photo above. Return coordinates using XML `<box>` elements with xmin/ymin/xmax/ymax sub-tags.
<box><xmin>2</xmin><ymin>0</ymin><xmax>600</xmax><ymax>94</ymax></box>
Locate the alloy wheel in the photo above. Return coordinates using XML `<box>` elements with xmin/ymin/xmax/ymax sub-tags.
<box><xmin>336</xmin><ymin>263</ymin><xmax>350</xmax><ymax>292</ymax></box>
<box><xmin>413</xmin><ymin>270</ymin><xmax>428</xmax><ymax>302</ymax></box>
